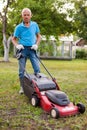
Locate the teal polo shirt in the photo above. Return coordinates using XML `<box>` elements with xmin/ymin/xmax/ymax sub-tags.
<box><xmin>13</xmin><ymin>21</ymin><xmax>40</xmax><ymax>46</ymax></box>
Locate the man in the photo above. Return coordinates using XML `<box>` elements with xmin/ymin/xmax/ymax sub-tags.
<box><xmin>12</xmin><ymin>8</ymin><xmax>41</xmax><ymax>94</ymax></box>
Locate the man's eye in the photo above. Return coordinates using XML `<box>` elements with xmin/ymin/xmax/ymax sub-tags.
<box><xmin>24</xmin><ymin>14</ymin><xmax>30</xmax><ymax>16</ymax></box>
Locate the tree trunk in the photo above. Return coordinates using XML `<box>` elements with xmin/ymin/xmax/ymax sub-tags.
<box><xmin>3</xmin><ymin>34</ymin><xmax>12</xmax><ymax>62</ymax></box>
<box><xmin>2</xmin><ymin>0</ymin><xmax>11</xmax><ymax>62</ymax></box>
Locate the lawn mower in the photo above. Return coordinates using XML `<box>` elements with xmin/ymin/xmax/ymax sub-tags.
<box><xmin>18</xmin><ymin>51</ymin><xmax>85</xmax><ymax>118</ymax></box>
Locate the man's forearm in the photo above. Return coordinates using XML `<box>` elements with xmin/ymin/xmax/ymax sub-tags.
<box><xmin>12</xmin><ymin>36</ymin><xmax>18</xmax><ymax>47</ymax></box>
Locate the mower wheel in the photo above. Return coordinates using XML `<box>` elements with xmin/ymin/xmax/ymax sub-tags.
<box><xmin>31</xmin><ymin>95</ymin><xmax>39</xmax><ymax>107</ymax></box>
<box><xmin>77</xmin><ymin>103</ymin><xmax>85</xmax><ymax>114</ymax></box>
<box><xmin>50</xmin><ymin>108</ymin><xmax>59</xmax><ymax>119</ymax></box>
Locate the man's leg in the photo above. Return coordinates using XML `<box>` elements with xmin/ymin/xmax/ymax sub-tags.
<box><xmin>19</xmin><ymin>78</ymin><xmax>24</xmax><ymax>94</ymax></box>
<box><xmin>29</xmin><ymin>50</ymin><xmax>40</xmax><ymax>74</ymax></box>
<box><xmin>18</xmin><ymin>57</ymin><xmax>27</xmax><ymax>94</ymax></box>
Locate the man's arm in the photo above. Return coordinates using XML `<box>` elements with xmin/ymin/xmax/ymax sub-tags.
<box><xmin>31</xmin><ymin>33</ymin><xmax>41</xmax><ymax>51</ymax></box>
<box><xmin>12</xmin><ymin>36</ymin><xmax>19</xmax><ymax>47</ymax></box>
<box><xmin>12</xmin><ymin>36</ymin><xmax>24</xmax><ymax>50</ymax></box>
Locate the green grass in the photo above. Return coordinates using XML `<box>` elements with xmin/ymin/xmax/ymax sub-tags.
<box><xmin>0</xmin><ymin>57</ymin><xmax>87</xmax><ymax>130</ymax></box>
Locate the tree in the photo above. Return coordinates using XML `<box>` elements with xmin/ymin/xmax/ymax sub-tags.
<box><xmin>61</xmin><ymin>0</ymin><xmax>87</xmax><ymax>41</ymax></box>
<box><xmin>0</xmin><ymin>0</ymin><xmax>15</xmax><ymax>61</ymax></box>
<box><xmin>72</xmin><ymin>0</ymin><xmax>87</xmax><ymax>40</ymax></box>
<box><xmin>9</xmin><ymin>0</ymin><xmax>73</xmax><ymax>36</ymax></box>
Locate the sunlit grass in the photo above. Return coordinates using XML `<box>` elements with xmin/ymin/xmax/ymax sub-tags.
<box><xmin>0</xmin><ymin>57</ymin><xmax>87</xmax><ymax>130</ymax></box>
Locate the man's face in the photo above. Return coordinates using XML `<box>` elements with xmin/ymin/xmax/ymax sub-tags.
<box><xmin>22</xmin><ymin>10</ymin><xmax>32</xmax><ymax>23</ymax></box>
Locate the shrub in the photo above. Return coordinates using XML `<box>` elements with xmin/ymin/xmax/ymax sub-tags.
<box><xmin>0</xmin><ymin>44</ymin><xmax>4</xmax><ymax>57</ymax></box>
<box><xmin>76</xmin><ymin>49</ymin><xmax>87</xmax><ymax>59</ymax></box>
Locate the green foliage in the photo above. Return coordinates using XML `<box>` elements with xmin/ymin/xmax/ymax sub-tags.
<box><xmin>0</xmin><ymin>44</ymin><xmax>4</xmax><ymax>56</ymax></box>
<box><xmin>0</xmin><ymin>23</ymin><xmax>3</xmax><ymax>56</ymax></box>
<box><xmin>38</xmin><ymin>40</ymin><xmax>57</xmax><ymax>56</ymax></box>
<box><xmin>76</xmin><ymin>49</ymin><xmax>87</xmax><ymax>59</ymax></box>
<box><xmin>7</xmin><ymin>0</ymin><xmax>73</xmax><ymax>36</ymax></box>
<box><xmin>72</xmin><ymin>0</ymin><xmax>87</xmax><ymax>40</ymax></box>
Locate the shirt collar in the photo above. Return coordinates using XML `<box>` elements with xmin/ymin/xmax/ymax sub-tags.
<box><xmin>21</xmin><ymin>21</ymin><xmax>32</xmax><ymax>27</ymax></box>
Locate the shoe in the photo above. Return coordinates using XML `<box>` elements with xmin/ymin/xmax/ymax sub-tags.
<box><xmin>19</xmin><ymin>87</ymin><xmax>24</xmax><ymax>94</ymax></box>
<box><xmin>35</xmin><ymin>73</ymin><xmax>41</xmax><ymax>78</ymax></box>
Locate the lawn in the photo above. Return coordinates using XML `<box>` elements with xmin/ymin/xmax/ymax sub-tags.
<box><xmin>0</xmin><ymin>57</ymin><xmax>87</xmax><ymax>130</ymax></box>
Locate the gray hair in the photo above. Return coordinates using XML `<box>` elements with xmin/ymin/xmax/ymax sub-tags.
<box><xmin>21</xmin><ymin>8</ymin><xmax>32</xmax><ymax>16</ymax></box>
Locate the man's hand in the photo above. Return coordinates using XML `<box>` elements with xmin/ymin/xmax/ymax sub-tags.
<box><xmin>16</xmin><ymin>44</ymin><xmax>24</xmax><ymax>50</ymax></box>
<box><xmin>31</xmin><ymin>44</ymin><xmax>38</xmax><ymax>51</ymax></box>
